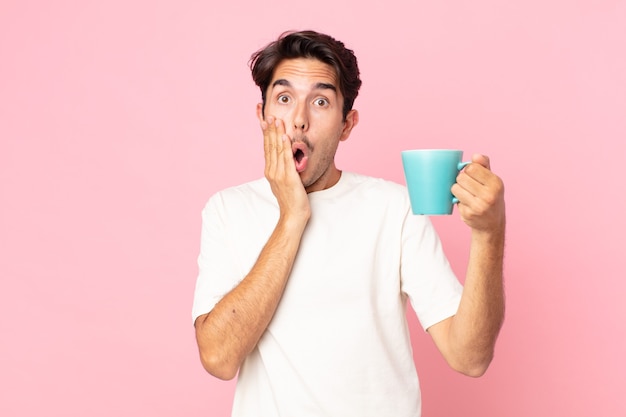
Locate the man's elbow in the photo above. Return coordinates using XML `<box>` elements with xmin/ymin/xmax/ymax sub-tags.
<box><xmin>199</xmin><ymin>351</ymin><xmax>239</xmax><ymax>381</ymax></box>
<box><xmin>195</xmin><ymin>314</ymin><xmax>240</xmax><ymax>380</ymax></box>
<box><xmin>449</xmin><ymin>351</ymin><xmax>494</xmax><ymax>378</ymax></box>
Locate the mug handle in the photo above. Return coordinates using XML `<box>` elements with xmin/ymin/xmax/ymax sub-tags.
<box><xmin>452</xmin><ymin>161</ymin><xmax>471</xmax><ymax>204</ymax></box>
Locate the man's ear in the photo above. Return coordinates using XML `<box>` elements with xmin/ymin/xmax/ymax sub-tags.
<box><xmin>256</xmin><ymin>103</ymin><xmax>264</xmax><ymax>121</ymax></box>
<box><xmin>340</xmin><ymin>109</ymin><xmax>359</xmax><ymax>142</ymax></box>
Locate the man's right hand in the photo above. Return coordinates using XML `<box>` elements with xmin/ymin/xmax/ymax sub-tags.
<box><xmin>262</xmin><ymin>116</ymin><xmax>311</xmax><ymax>222</ymax></box>
<box><xmin>195</xmin><ymin>116</ymin><xmax>311</xmax><ymax>380</ymax></box>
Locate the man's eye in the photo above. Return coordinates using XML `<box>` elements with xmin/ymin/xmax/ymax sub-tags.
<box><xmin>278</xmin><ymin>95</ymin><xmax>290</xmax><ymax>104</ymax></box>
<box><xmin>315</xmin><ymin>98</ymin><xmax>329</xmax><ymax>107</ymax></box>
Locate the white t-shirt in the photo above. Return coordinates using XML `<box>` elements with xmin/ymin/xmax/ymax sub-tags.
<box><xmin>193</xmin><ymin>172</ymin><xmax>463</xmax><ymax>417</ymax></box>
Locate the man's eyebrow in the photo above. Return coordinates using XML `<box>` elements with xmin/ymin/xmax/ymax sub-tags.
<box><xmin>272</xmin><ymin>79</ymin><xmax>291</xmax><ymax>88</ymax></box>
<box><xmin>314</xmin><ymin>82</ymin><xmax>337</xmax><ymax>92</ymax></box>
<box><xmin>271</xmin><ymin>79</ymin><xmax>337</xmax><ymax>92</ymax></box>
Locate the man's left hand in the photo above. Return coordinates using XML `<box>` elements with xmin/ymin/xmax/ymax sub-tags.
<box><xmin>451</xmin><ymin>154</ymin><xmax>505</xmax><ymax>233</ymax></box>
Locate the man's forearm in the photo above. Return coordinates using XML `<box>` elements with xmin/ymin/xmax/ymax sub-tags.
<box><xmin>446</xmin><ymin>226</ymin><xmax>506</xmax><ymax>376</ymax></box>
<box><xmin>195</xmin><ymin>215</ymin><xmax>308</xmax><ymax>380</ymax></box>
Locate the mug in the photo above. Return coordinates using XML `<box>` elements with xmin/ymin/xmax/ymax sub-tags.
<box><xmin>401</xmin><ymin>149</ymin><xmax>470</xmax><ymax>215</ymax></box>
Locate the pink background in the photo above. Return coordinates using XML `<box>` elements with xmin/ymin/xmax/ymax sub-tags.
<box><xmin>1</xmin><ymin>1</ymin><xmax>625</xmax><ymax>416</ymax></box>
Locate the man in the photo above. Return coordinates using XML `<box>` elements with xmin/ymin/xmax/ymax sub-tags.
<box><xmin>193</xmin><ymin>30</ymin><xmax>505</xmax><ymax>416</ymax></box>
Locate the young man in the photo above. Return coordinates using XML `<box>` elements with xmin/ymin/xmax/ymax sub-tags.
<box><xmin>193</xmin><ymin>30</ymin><xmax>505</xmax><ymax>417</ymax></box>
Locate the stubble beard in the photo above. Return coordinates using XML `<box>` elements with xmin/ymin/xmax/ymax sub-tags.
<box><xmin>300</xmin><ymin>144</ymin><xmax>338</xmax><ymax>191</ymax></box>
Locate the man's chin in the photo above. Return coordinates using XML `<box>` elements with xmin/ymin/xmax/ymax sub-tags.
<box><xmin>300</xmin><ymin>173</ymin><xmax>316</xmax><ymax>191</ymax></box>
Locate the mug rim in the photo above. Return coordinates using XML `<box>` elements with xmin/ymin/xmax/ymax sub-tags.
<box><xmin>401</xmin><ymin>149</ymin><xmax>463</xmax><ymax>153</ymax></box>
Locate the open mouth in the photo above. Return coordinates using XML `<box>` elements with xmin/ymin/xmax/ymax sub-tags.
<box><xmin>294</xmin><ymin>149</ymin><xmax>305</xmax><ymax>164</ymax></box>
<box><xmin>292</xmin><ymin>143</ymin><xmax>308</xmax><ymax>173</ymax></box>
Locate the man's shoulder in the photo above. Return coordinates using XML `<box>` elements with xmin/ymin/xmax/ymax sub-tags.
<box><xmin>335</xmin><ymin>172</ymin><xmax>411</xmax><ymax>214</ymax></box>
<box><xmin>343</xmin><ymin>172</ymin><xmax>407</xmax><ymax>195</ymax></box>
<box><xmin>218</xmin><ymin>177</ymin><xmax>269</xmax><ymax>196</ymax></box>
<box><xmin>205</xmin><ymin>177</ymin><xmax>273</xmax><ymax>209</ymax></box>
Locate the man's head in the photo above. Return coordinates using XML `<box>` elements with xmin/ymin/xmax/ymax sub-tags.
<box><xmin>250</xmin><ymin>30</ymin><xmax>362</xmax><ymax>121</ymax></box>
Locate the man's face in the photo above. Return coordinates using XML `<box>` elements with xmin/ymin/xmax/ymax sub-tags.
<box><xmin>257</xmin><ymin>58</ymin><xmax>358</xmax><ymax>192</ymax></box>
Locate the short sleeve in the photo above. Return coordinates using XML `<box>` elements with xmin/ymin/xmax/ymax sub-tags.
<box><xmin>400</xmin><ymin>212</ymin><xmax>463</xmax><ymax>331</ymax></box>
<box><xmin>191</xmin><ymin>193</ymin><xmax>242</xmax><ymax>324</ymax></box>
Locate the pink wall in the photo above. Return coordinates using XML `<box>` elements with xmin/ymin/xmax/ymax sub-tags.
<box><xmin>1</xmin><ymin>1</ymin><xmax>624</xmax><ymax>416</ymax></box>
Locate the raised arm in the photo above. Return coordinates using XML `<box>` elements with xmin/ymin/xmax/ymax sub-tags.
<box><xmin>194</xmin><ymin>117</ymin><xmax>310</xmax><ymax>380</ymax></box>
<box><xmin>427</xmin><ymin>154</ymin><xmax>506</xmax><ymax>377</ymax></box>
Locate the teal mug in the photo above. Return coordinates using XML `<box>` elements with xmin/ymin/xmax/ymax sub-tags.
<box><xmin>401</xmin><ymin>149</ymin><xmax>470</xmax><ymax>215</ymax></box>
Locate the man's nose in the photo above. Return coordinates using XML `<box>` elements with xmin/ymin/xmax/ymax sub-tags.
<box><xmin>292</xmin><ymin>104</ymin><xmax>308</xmax><ymax>131</ymax></box>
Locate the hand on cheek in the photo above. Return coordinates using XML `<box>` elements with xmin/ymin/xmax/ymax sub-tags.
<box><xmin>261</xmin><ymin>117</ymin><xmax>310</xmax><ymax>219</ymax></box>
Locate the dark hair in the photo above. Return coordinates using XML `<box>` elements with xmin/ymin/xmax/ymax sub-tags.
<box><xmin>249</xmin><ymin>30</ymin><xmax>362</xmax><ymax>120</ymax></box>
